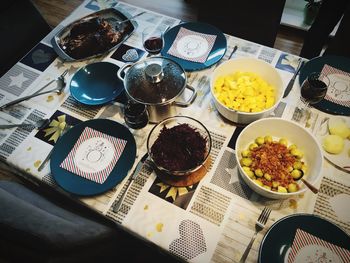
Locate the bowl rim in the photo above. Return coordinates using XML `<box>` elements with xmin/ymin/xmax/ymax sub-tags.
<box><xmin>210</xmin><ymin>57</ymin><xmax>284</xmax><ymax>116</ymax></box>
<box><xmin>235</xmin><ymin>117</ymin><xmax>324</xmax><ymax>197</ymax></box>
<box><xmin>147</xmin><ymin>115</ymin><xmax>212</xmax><ymax>176</ymax></box>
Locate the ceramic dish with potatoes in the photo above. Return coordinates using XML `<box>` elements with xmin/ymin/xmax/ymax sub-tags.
<box><xmin>235</xmin><ymin>118</ymin><xmax>323</xmax><ymax>199</ymax></box>
<box><xmin>316</xmin><ymin>116</ymin><xmax>350</xmax><ymax>172</ymax></box>
<box><xmin>210</xmin><ymin>57</ymin><xmax>283</xmax><ymax>124</ymax></box>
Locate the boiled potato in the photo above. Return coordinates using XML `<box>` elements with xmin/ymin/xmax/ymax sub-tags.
<box><xmin>328</xmin><ymin>117</ymin><xmax>350</xmax><ymax>139</ymax></box>
<box><xmin>264</xmin><ymin>135</ymin><xmax>272</xmax><ymax>143</ymax></box>
<box><xmin>255</xmin><ymin>136</ymin><xmax>264</xmax><ymax>145</ymax></box>
<box><xmin>279</xmin><ymin>138</ymin><xmax>288</xmax><ymax>146</ymax></box>
<box><xmin>322</xmin><ymin>134</ymin><xmax>344</xmax><ymax>154</ymax></box>
<box><xmin>254</xmin><ymin>179</ymin><xmax>264</xmax><ymax>187</ymax></box>
<box><xmin>288</xmin><ymin>183</ymin><xmax>298</xmax><ymax>193</ymax></box>
<box><xmin>241</xmin><ymin>149</ymin><xmax>250</xmax><ymax>157</ymax></box>
<box><xmin>241</xmin><ymin>158</ymin><xmax>252</xmax><ymax>166</ymax></box>
<box><xmin>277</xmin><ymin>186</ymin><xmax>288</xmax><ymax>193</ymax></box>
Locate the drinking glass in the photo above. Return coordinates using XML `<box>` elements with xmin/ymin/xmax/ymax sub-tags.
<box><xmin>142</xmin><ymin>27</ymin><xmax>164</xmax><ymax>56</ymax></box>
<box><xmin>124</xmin><ymin>100</ymin><xmax>149</xmax><ymax>130</ymax></box>
<box><xmin>298</xmin><ymin>72</ymin><xmax>330</xmax><ymax>122</ymax></box>
<box><xmin>300</xmin><ymin>72</ymin><xmax>330</xmax><ymax>106</ymax></box>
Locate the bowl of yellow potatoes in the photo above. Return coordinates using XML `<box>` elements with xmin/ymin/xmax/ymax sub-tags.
<box><xmin>210</xmin><ymin>57</ymin><xmax>283</xmax><ymax>124</ymax></box>
<box><xmin>235</xmin><ymin>118</ymin><xmax>323</xmax><ymax>199</ymax></box>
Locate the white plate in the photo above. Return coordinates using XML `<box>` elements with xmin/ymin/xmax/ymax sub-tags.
<box><xmin>316</xmin><ymin>116</ymin><xmax>350</xmax><ymax>173</ymax></box>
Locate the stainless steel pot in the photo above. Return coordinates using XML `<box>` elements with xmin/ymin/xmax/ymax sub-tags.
<box><xmin>117</xmin><ymin>56</ymin><xmax>196</xmax><ymax>123</ymax></box>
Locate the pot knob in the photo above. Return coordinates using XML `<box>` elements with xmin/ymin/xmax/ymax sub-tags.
<box><xmin>144</xmin><ymin>63</ymin><xmax>164</xmax><ymax>83</ymax></box>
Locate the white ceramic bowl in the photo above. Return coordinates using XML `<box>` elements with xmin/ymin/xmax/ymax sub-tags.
<box><xmin>235</xmin><ymin>118</ymin><xmax>323</xmax><ymax>199</ymax></box>
<box><xmin>210</xmin><ymin>57</ymin><xmax>283</xmax><ymax>124</ymax></box>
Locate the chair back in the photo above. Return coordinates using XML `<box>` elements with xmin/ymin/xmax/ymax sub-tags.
<box><xmin>198</xmin><ymin>0</ymin><xmax>286</xmax><ymax>47</ymax></box>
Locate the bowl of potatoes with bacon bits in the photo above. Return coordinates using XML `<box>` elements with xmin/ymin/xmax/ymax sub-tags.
<box><xmin>235</xmin><ymin>118</ymin><xmax>323</xmax><ymax>199</ymax></box>
<box><xmin>210</xmin><ymin>57</ymin><xmax>283</xmax><ymax>124</ymax></box>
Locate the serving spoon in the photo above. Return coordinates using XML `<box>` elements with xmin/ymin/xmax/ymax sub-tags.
<box><xmin>115</xmin><ymin>11</ymin><xmax>146</xmax><ymax>29</ymax></box>
<box><xmin>0</xmin><ymin>118</ymin><xmax>50</xmax><ymax>130</ymax></box>
<box><xmin>300</xmin><ymin>177</ymin><xmax>319</xmax><ymax>194</ymax></box>
<box><xmin>0</xmin><ymin>70</ymin><xmax>67</xmax><ymax>110</ymax></box>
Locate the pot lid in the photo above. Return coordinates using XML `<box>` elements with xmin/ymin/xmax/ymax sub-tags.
<box><xmin>124</xmin><ymin>56</ymin><xmax>186</xmax><ymax>104</ymax></box>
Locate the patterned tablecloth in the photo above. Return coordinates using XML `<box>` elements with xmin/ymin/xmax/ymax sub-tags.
<box><xmin>0</xmin><ymin>1</ymin><xmax>349</xmax><ymax>262</ymax></box>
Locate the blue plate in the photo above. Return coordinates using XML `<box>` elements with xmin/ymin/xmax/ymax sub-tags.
<box><xmin>299</xmin><ymin>55</ymin><xmax>350</xmax><ymax>116</ymax></box>
<box><xmin>161</xmin><ymin>22</ymin><xmax>227</xmax><ymax>71</ymax></box>
<box><xmin>70</xmin><ymin>62</ymin><xmax>124</xmax><ymax>106</ymax></box>
<box><xmin>50</xmin><ymin>119</ymin><xmax>136</xmax><ymax>196</ymax></box>
<box><xmin>258</xmin><ymin>213</ymin><xmax>350</xmax><ymax>263</ymax></box>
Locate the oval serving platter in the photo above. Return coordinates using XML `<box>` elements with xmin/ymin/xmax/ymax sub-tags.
<box><xmin>51</xmin><ymin>7</ymin><xmax>138</xmax><ymax>61</ymax></box>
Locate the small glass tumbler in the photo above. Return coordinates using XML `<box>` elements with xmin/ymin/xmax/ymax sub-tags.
<box><xmin>124</xmin><ymin>100</ymin><xmax>149</xmax><ymax>130</ymax></box>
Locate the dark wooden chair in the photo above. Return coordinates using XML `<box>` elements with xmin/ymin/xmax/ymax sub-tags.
<box><xmin>0</xmin><ymin>0</ymin><xmax>51</xmax><ymax>76</ymax></box>
<box><xmin>197</xmin><ymin>0</ymin><xmax>286</xmax><ymax>47</ymax></box>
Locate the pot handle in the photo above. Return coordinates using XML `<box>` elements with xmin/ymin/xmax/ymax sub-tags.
<box><xmin>173</xmin><ymin>84</ymin><xmax>197</xmax><ymax>107</ymax></box>
<box><xmin>117</xmin><ymin>63</ymin><xmax>133</xmax><ymax>81</ymax></box>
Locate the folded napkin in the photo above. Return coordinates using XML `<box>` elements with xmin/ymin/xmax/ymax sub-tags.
<box><xmin>288</xmin><ymin>228</ymin><xmax>350</xmax><ymax>263</ymax></box>
<box><xmin>321</xmin><ymin>64</ymin><xmax>350</xmax><ymax>108</ymax></box>
<box><xmin>60</xmin><ymin>127</ymin><xmax>127</xmax><ymax>184</ymax></box>
<box><xmin>167</xmin><ymin>27</ymin><xmax>217</xmax><ymax>63</ymax></box>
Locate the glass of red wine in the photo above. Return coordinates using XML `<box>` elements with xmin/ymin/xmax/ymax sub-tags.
<box><xmin>142</xmin><ymin>27</ymin><xmax>164</xmax><ymax>56</ymax></box>
<box><xmin>298</xmin><ymin>72</ymin><xmax>330</xmax><ymax>121</ymax></box>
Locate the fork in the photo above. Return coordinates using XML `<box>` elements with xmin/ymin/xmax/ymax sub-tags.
<box><xmin>0</xmin><ymin>70</ymin><xmax>68</xmax><ymax>110</ymax></box>
<box><xmin>239</xmin><ymin>207</ymin><xmax>272</xmax><ymax>263</ymax></box>
<box><xmin>37</xmin><ymin>123</ymin><xmax>72</xmax><ymax>172</ymax></box>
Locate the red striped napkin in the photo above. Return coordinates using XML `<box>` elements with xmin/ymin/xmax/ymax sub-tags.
<box><xmin>320</xmin><ymin>64</ymin><xmax>350</xmax><ymax>108</ymax></box>
<box><xmin>167</xmin><ymin>27</ymin><xmax>217</xmax><ymax>63</ymax></box>
<box><xmin>60</xmin><ymin>127</ymin><xmax>127</xmax><ymax>184</ymax></box>
<box><xmin>288</xmin><ymin>228</ymin><xmax>350</xmax><ymax>263</ymax></box>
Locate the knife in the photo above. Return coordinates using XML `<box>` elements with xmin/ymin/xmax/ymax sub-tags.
<box><xmin>283</xmin><ymin>59</ymin><xmax>304</xmax><ymax>98</ymax></box>
<box><xmin>113</xmin><ymin>153</ymin><xmax>149</xmax><ymax>213</ymax></box>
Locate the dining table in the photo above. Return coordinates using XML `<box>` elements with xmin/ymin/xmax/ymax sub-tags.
<box><xmin>0</xmin><ymin>1</ymin><xmax>349</xmax><ymax>262</ymax></box>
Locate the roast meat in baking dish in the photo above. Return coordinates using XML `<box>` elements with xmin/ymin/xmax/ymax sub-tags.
<box><xmin>59</xmin><ymin>17</ymin><xmax>125</xmax><ymax>59</ymax></box>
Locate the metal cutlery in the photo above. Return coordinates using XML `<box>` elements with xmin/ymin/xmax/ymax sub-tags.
<box><xmin>0</xmin><ymin>118</ymin><xmax>50</xmax><ymax>130</ymax></box>
<box><xmin>301</xmin><ymin>178</ymin><xmax>319</xmax><ymax>194</ymax></box>
<box><xmin>37</xmin><ymin>124</ymin><xmax>72</xmax><ymax>172</ymax></box>
<box><xmin>228</xmin><ymin>45</ymin><xmax>238</xmax><ymax>59</ymax></box>
<box><xmin>116</xmin><ymin>11</ymin><xmax>146</xmax><ymax>28</ymax></box>
<box><xmin>0</xmin><ymin>70</ymin><xmax>68</xmax><ymax>110</ymax></box>
<box><xmin>239</xmin><ymin>207</ymin><xmax>272</xmax><ymax>263</ymax></box>
<box><xmin>34</xmin><ymin>70</ymin><xmax>68</xmax><ymax>95</ymax></box>
<box><xmin>113</xmin><ymin>153</ymin><xmax>149</xmax><ymax>213</ymax></box>
<box><xmin>283</xmin><ymin>59</ymin><xmax>304</xmax><ymax>98</ymax></box>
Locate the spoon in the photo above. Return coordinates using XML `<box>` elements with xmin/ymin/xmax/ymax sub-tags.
<box><xmin>301</xmin><ymin>178</ymin><xmax>319</xmax><ymax>194</ymax></box>
<box><xmin>0</xmin><ymin>118</ymin><xmax>50</xmax><ymax>129</ymax></box>
<box><xmin>0</xmin><ymin>71</ymin><xmax>67</xmax><ymax>110</ymax></box>
<box><xmin>115</xmin><ymin>11</ymin><xmax>146</xmax><ymax>29</ymax></box>
<box><xmin>33</xmin><ymin>69</ymin><xmax>68</xmax><ymax>95</ymax></box>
